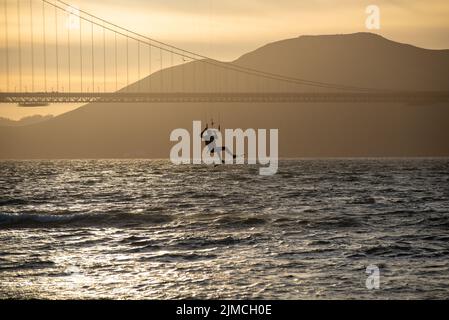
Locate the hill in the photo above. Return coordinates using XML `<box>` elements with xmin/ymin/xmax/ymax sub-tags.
<box><xmin>1</xmin><ymin>33</ymin><xmax>448</xmax><ymax>159</ymax></box>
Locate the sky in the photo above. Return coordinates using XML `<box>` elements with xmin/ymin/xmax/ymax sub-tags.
<box><xmin>67</xmin><ymin>0</ymin><xmax>449</xmax><ymax>56</ymax></box>
<box><xmin>1</xmin><ymin>0</ymin><xmax>449</xmax><ymax>120</ymax></box>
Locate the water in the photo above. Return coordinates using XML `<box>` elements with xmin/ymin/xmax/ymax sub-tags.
<box><xmin>0</xmin><ymin>159</ymin><xmax>448</xmax><ymax>299</ymax></box>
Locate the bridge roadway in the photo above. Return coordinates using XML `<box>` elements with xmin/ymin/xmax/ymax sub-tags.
<box><xmin>1</xmin><ymin>91</ymin><xmax>449</xmax><ymax>105</ymax></box>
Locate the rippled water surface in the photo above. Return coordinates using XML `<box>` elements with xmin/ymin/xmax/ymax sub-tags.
<box><xmin>1</xmin><ymin>159</ymin><xmax>448</xmax><ymax>299</ymax></box>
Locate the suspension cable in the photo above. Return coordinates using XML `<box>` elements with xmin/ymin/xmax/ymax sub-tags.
<box><xmin>4</xmin><ymin>0</ymin><xmax>9</xmax><ymax>92</ymax></box>
<box><xmin>79</xmin><ymin>12</ymin><xmax>82</xmax><ymax>92</ymax></box>
<box><xmin>148</xmin><ymin>44</ymin><xmax>151</xmax><ymax>92</ymax></box>
<box><xmin>91</xmin><ymin>22</ymin><xmax>94</xmax><ymax>93</ymax></box>
<box><xmin>17</xmin><ymin>0</ymin><xmax>22</xmax><ymax>92</ymax></box>
<box><xmin>137</xmin><ymin>41</ymin><xmax>141</xmax><ymax>92</ymax></box>
<box><xmin>51</xmin><ymin>0</ymin><xmax>381</xmax><ymax>92</ymax></box>
<box><xmin>42</xmin><ymin>0</ymin><xmax>47</xmax><ymax>92</ymax></box>
<box><xmin>55</xmin><ymin>4</ymin><xmax>59</xmax><ymax>91</ymax></box>
<box><xmin>103</xmin><ymin>24</ymin><xmax>106</xmax><ymax>92</ymax></box>
<box><xmin>114</xmin><ymin>32</ymin><xmax>117</xmax><ymax>91</ymax></box>
<box><xmin>30</xmin><ymin>0</ymin><xmax>35</xmax><ymax>92</ymax></box>
<box><xmin>67</xmin><ymin>6</ymin><xmax>71</xmax><ymax>92</ymax></box>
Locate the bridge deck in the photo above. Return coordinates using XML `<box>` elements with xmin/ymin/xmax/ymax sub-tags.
<box><xmin>1</xmin><ymin>92</ymin><xmax>449</xmax><ymax>104</ymax></box>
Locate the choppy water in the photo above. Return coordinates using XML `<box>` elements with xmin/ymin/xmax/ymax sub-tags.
<box><xmin>0</xmin><ymin>159</ymin><xmax>448</xmax><ymax>299</ymax></box>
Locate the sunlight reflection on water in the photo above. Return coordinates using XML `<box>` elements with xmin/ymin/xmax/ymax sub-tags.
<box><xmin>0</xmin><ymin>159</ymin><xmax>449</xmax><ymax>299</ymax></box>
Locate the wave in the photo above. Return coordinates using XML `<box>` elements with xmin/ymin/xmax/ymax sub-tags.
<box><xmin>0</xmin><ymin>211</ymin><xmax>173</xmax><ymax>228</ymax></box>
<box><xmin>138</xmin><ymin>252</ymin><xmax>218</xmax><ymax>263</ymax></box>
<box><xmin>213</xmin><ymin>215</ymin><xmax>268</xmax><ymax>228</ymax></box>
<box><xmin>0</xmin><ymin>198</ymin><xmax>30</xmax><ymax>206</ymax></box>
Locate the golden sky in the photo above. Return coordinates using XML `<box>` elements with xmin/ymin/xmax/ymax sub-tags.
<box><xmin>67</xmin><ymin>0</ymin><xmax>449</xmax><ymax>55</ymax></box>
<box><xmin>1</xmin><ymin>0</ymin><xmax>449</xmax><ymax>119</ymax></box>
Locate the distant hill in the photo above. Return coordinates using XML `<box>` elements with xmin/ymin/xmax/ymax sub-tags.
<box><xmin>0</xmin><ymin>115</ymin><xmax>54</xmax><ymax>127</ymax></box>
<box><xmin>1</xmin><ymin>33</ymin><xmax>449</xmax><ymax>159</ymax></box>
<box><xmin>124</xmin><ymin>32</ymin><xmax>449</xmax><ymax>93</ymax></box>
<box><xmin>235</xmin><ymin>32</ymin><xmax>449</xmax><ymax>91</ymax></box>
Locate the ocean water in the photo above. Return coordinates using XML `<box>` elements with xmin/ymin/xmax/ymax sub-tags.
<box><xmin>0</xmin><ymin>159</ymin><xmax>448</xmax><ymax>299</ymax></box>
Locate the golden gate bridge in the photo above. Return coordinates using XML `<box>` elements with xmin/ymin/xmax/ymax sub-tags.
<box><xmin>1</xmin><ymin>0</ymin><xmax>448</xmax><ymax>105</ymax></box>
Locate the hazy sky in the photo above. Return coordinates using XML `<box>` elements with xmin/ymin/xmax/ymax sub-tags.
<box><xmin>1</xmin><ymin>0</ymin><xmax>449</xmax><ymax>119</ymax></box>
<box><xmin>69</xmin><ymin>0</ymin><xmax>449</xmax><ymax>56</ymax></box>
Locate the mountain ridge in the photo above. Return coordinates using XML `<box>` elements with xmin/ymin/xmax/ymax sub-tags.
<box><xmin>1</xmin><ymin>32</ymin><xmax>448</xmax><ymax>158</ymax></box>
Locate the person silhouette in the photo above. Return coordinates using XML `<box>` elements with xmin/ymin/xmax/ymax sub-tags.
<box><xmin>200</xmin><ymin>122</ymin><xmax>236</xmax><ymax>163</ymax></box>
